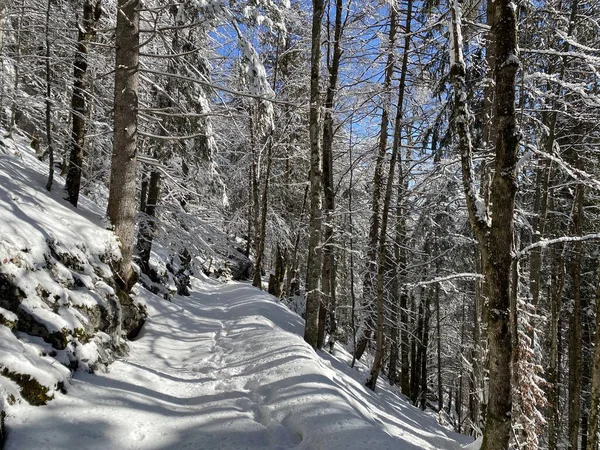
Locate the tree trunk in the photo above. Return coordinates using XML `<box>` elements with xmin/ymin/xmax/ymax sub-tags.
<box><xmin>457</xmin><ymin>300</ymin><xmax>466</xmax><ymax>433</ymax></box>
<box><xmin>253</xmin><ymin>134</ymin><xmax>273</xmax><ymax>290</ymax></box>
<box><xmin>9</xmin><ymin>0</ymin><xmax>24</xmax><ymax>137</ymax></box>
<box><xmin>355</xmin><ymin>5</ymin><xmax>397</xmax><ymax>361</ymax></box>
<box><xmin>250</xmin><ymin>111</ymin><xmax>262</xmax><ymax>288</ymax></box>
<box><xmin>548</xmin><ymin>247</ymin><xmax>565</xmax><ymax>450</ymax></box>
<box><xmin>65</xmin><ymin>1</ymin><xmax>100</xmax><ymax>206</ymax></box>
<box><xmin>285</xmin><ymin>185</ymin><xmax>308</xmax><ymax>298</ymax></box>
<box><xmin>319</xmin><ymin>0</ymin><xmax>344</xmax><ymax>351</ymax></box>
<box><xmin>420</xmin><ymin>290</ymin><xmax>431</xmax><ymax>410</ymax></box>
<box><xmin>449</xmin><ymin>0</ymin><xmax>520</xmax><ymax>445</ymax></box>
<box><xmin>568</xmin><ymin>185</ymin><xmax>585</xmax><ymax>449</ymax></box>
<box><xmin>347</xmin><ymin>118</ymin><xmax>358</xmax><ymax>361</ymax></box>
<box><xmin>268</xmin><ymin>245</ymin><xmax>287</xmax><ymax>298</ymax></box>
<box><xmin>107</xmin><ymin>0</ymin><xmax>140</xmax><ymax>291</ymax></box>
<box><xmin>587</xmin><ymin>261</ymin><xmax>600</xmax><ymax>450</ymax></box>
<box><xmin>136</xmin><ymin>170</ymin><xmax>160</xmax><ymax>275</ymax></box>
<box><xmin>412</xmin><ymin>295</ymin><xmax>424</xmax><ymax>404</ymax></box>
<box><xmin>44</xmin><ymin>0</ymin><xmax>54</xmax><ymax>191</ymax></box>
<box><xmin>480</xmin><ymin>0</ymin><xmax>520</xmax><ymax>441</ymax></box>
<box><xmin>436</xmin><ymin>281</ymin><xmax>442</xmax><ymax>412</ymax></box>
<box><xmin>365</xmin><ymin>0</ymin><xmax>412</xmax><ymax>391</ymax></box>
<box><xmin>303</xmin><ymin>0</ymin><xmax>325</xmax><ymax>350</ymax></box>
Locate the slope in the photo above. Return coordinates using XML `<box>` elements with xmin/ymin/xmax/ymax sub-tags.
<box><xmin>0</xmin><ymin>133</ymin><xmax>143</xmax><ymax>422</ymax></box>
<box><xmin>5</xmin><ymin>276</ymin><xmax>471</xmax><ymax>449</ymax></box>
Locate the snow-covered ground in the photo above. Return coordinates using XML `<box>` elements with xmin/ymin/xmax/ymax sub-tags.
<box><xmin>5</xmin><ymin>275</ymin><xmax>472</xmax><ymax>449</ymax></box>
<box><xmin>0</xmin><ymin>132</ymin><xmax>473</xmax><ymax>449</ymax></box>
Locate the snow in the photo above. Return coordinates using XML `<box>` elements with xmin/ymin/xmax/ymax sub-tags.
<box><xmin>462</xmin><ymin>436</ymin><xmax>482</xmax><ymax>449</ymax></box>
<box><xmin>0</xmin><ymin>133</ymin><xmax>473</xmax><ymax>449</ymax></box>
<box><xmin>449</xmin><ymin>0</ymin><xmax>465</xmax><ymax>69</ymax></box>
<box><xmin>5</xmin><ymin>278</ymin><xmax>472</xmax><ymax>449</ymax></box>
<box><xmin>0</xmin><ymin>133</ymin><xmax>127</xmax><ymax>399</ymax></box>
<box><xmin>0</xmin><ymin>326</ymin><xmax>70</xmax><ymax>391</ymax></box>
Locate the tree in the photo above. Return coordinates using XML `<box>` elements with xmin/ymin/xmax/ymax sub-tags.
<box><xmin>65</xmin><ymin>0</ymin><xmax>101</xmax><ymax>207</ymax></box>
<box><xmin>107</xmin><ymin>0</ymin><xmax>140</xmax><ymax>291</ymax></box>
<box><xmin>449</xmin><ymin>0</ymin><xmax>520</xmax><ymax>445</ymax></box>
<box><xmin>303</xmin><ymin>0</ymin><xmax>325</xmax><ymax>349</ymax></box>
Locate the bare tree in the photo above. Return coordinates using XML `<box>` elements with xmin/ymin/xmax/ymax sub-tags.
<box><xmin>107</xmin><ymin>0</ymin><xmax>140</xmax><ymax>291</ymax></box>
<box><xmin>304</xmin><ymin>0</ymin><xmax>325</xmax><ymax>350</ymax></box>
<box><xmin>449</xmin><ymin>0</ymin><xmax>520</xmax><ymax>446</ymax></box>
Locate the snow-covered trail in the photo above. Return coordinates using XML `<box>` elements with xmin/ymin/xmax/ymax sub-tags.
<box><xmin>6</xmin><ymin>278</ymin><xmax>470</xmax><ymax>450</ymax></box>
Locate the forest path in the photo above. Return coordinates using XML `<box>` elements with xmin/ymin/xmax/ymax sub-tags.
<box><xmin>6</xmin><ymin>277</ymin><xmax>471</xmax><ymax>450</ymax></box>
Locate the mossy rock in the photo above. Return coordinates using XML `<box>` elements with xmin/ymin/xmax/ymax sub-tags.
<box><xmin>73</xmin><ymin>327</ymin><xmax>90</xmax><ymax>344</ymax></box>
<box><xmin>0</xmin><ymin>312</ymin><xmax>16</xmax><ymax>330</ymax></box>
<box><xmin>0</xmin><ymin>273</ymin><xmax>68</xmax><ymax>349</ymax></box>
<box><xmin>116</xmin><ymin>289</ymin><xmax>146</xmax><ymax>341</ymax></box>
<box><xmin>0</xmin><ymin>367</ymin><xmax>58</xmax><ymax>406</ymax></box>
<box><xmin>0</xmin><ymin>273</ymin><xmax>25</xmax><ymax>312</ymax></box>
<box><xmin>47</xmin><ymin>239</ymin><xmax>85</xmax><ymax>272</ymax></box>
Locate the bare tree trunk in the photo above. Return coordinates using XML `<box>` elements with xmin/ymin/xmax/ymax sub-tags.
<box><xmin>457</xmin><ymin>300</ymin><xmax>466</xmax><ymax>433</ymax></box>
<box><xmin>285</xmin><ymin>185</ymin><xmax>308</xmax><ymax>298</ymax></box>
<box><xmin>548</xmin><ymin>248</ymin><xmax>565</xmax><ymax>450</ymax></box>
<box><xmin>355</xmin><ymin>5</ymin><xmax>397</xmax><ymax>361</ymax></box>
<box><xmin>268</xmin><ymin>245</ymin><xmax>287</xmax><ymax>298</ymax></box>
<box><xmin>107</xmin><ymin>0</ymin><xmax>140</xmax><ymax>291</ymax></box>
<box><xmin>65</xmin><ymin>1</ymin><xmax>101</xmax><ymax>206</ymax></box>
<box><xmin>388</xmin><ymin>272</ymin><xmax>400</xmax><ymax>384</ymax></box>
<box><xmin>347</xmin><ymin>118</ymin><xmax>357</xmax><ymax>361</ymax></box>
<box><xmin>587</xmin><ymin>261</ymin><xmax>600</xmax><ymax>450</ymax></box>
<box><xmin>9</xmin><ymin>0</ymin><xmax>25</xmax><ymax>137</ymax></box>
<box><xmin>480</xmin><ymin>0</ymin><xmax>520</xmax><ymax>441</ymax></box>
<box><xmin>412</xmin><ymin>294</ymin><xmax>424</xmax><ymax>404</ymax></box>
<box><xmin>449</xmin><ymin>0</ymin><xmax>520</xmax><ymax>445</ymax></box>
<box><xmin>44</xmin><ymin>0</ymin><xmax>54</xmax><ymax>191</ymax></box>
<box><xmin>365</xmin><ymin>0</ymin><xmax>413</xmax><ymax>391</ymax></box>
<box><xmin>136</xmin><ymin>169</ymin><xmax>160</xmax><ymax>275</ymax></box>
<box><xmin>388</xmin><ymin>166</ymin><xmax>407</xmax><ymax>386</ymax></box>
<box><xmin>420</xmin><ymin>290</ymin><xmax>431</xmax><ymax>410</ymax></box>
<box><xmin>319</xmin><ymin>0</ymin><xmax>344</xmax><ymax>351</ymax></box>
<box><xmin>400</xmin><ymin>286</ymin><xmax>410</xmax><ymax>396</ymax></box>
<box><xmin>253</xmin><ymin>134</ymin><xmax>273</xmax><ymax>290</ymax></box>
<box><xmin>435</xmin><ymin>280</ymin><xmax>442</xmax><ymax>412</ymax></box>
<box><xmin>250</xmin><ymin>112</ymin><xmax>262</xmax><ymax>287</ymax></box>
<box><xmin>569</xmin><ymin>185</ymin><xmax>585</xmax><ymax>449</ymax></box>
<box><xmin>528</xmin><ymin>159</ymin><xmax>549</xmax><ymax>309</ymax></box>
<box><xmin>303</xmin><ymin>0</ymin><xmax>325</xmax><ymax>350</ymax></box>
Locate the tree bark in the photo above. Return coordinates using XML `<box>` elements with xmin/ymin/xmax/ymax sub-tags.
<box><xmin>548</xmin><ymin>248</ymin><xmax>565</xmax><ymax>450</ymax></box>
<box><xmin>365</xmin><ymin>0</ymin><xmax>413</xmax><ymax>391</ymax></box>
<box><xmin>9</xmin><ymin>0</ymin><xmax>25</xmax><ymax>137</ymax></box>
<box><xmin>285</xmin><ymin>185</ymin><xmax>308</xmax><ymax>298</ymax></box>
<box><xmin>319</xmin><ymin>0</ymin><xmax>344</xmax><ymax>351</ymax></box>
<box><xmin>587</xmin><ymin>261</ymin><xmax>600</xmax><ymax>450</ymax></box>
<box><xmin>303</xmin><ymin>0</ymin><xmax>325</xmax><ymax>350</ymax></box>
<box><xmin>420</xmin><ymin>290</ymin><xmax>431</xmax><ymax>410</ymax></box>
<box><xmin>65</xmin><ymin>1</ymin><xmax>100</xmax><ymax>206</ymax></box>
<box><xmin>355</xmin><ymin>5</ymin><xmax>397</xmax><ymax>361</ymax></box>
<box><xmin>44</xmin><ymin>0</ymin><xmax>54</xmax><ymax>191</ymax></box>
<box><xmin>568</xmin><ymin>185</ymin><xmax>585</xmax><ymax>449</ymax></box>
<box><xmin>136</xmin><ymin>170</ymin><xmax>160</xmax><ymax>275</ymax></box>
<box><xmin>253</xmin><ymin>134</ymin><xmax>273</xmax><ymax>289</ymax></box>
<box><xmin>107</xmin><ymin>0</ymin><xmax>140</xmax><ymax>291</ymax></box>
<box><xmin>449</xmin><ymin>0</ymin><xmax>520</xmax><ymax>446</ymax></box>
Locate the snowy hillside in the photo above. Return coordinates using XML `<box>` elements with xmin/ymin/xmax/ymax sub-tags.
<box><xmin>5</xmin><ymin>277</ymin><xmax>471</xmax><ymax>449</ymax></box>
<box><xmin>0</xmin><ymin>135</ymin><xmax>472</xmax><ymax>449</ymax></box>
<box><xmin>0</xmin><ymin>135</ymin><xmax>146</xmax><ymax>437</ymax></box>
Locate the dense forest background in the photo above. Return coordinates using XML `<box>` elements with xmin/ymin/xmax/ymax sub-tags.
<box><xmin>0</xmin><ymin>0</ymin><xmax>599</xmax><ymax>448</ymax></box>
